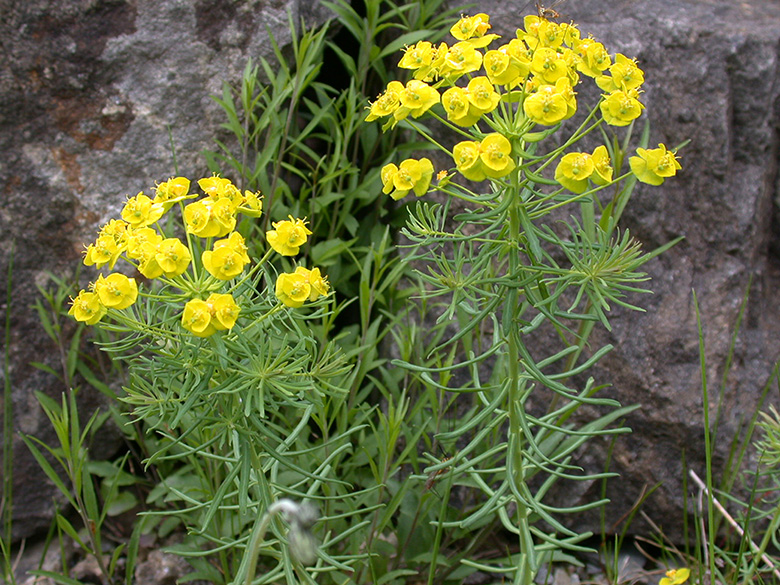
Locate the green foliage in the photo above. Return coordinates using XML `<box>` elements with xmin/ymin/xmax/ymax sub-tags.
<box><xmin>678</xmin><ymin>287</ymin><xmax>780</xmax><ymax>585</ymax></box>
<box><xmin>21</xmin><ymin>389</ymin><xmax>140</xmax><ymax>585</ymax></box>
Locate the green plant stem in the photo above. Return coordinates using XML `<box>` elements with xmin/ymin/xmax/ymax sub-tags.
<box><xmin>506</xmin><ymin>178</ymin><xmax>534</xmax><ymax>585</ymax></box>
<box><xmin>693</xmin><ymin>290</ymin><xmax>717</xmax><ymax>585</ymax></box>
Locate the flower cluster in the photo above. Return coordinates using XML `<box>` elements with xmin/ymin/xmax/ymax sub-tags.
<box><xmin>366</xmin><ymin>12</ymin><xmax>681</xmax><ymax>193</ymax></box>
<box><xmin>266</xmin><ymin>217</ymin><xmax>313</xmax><ymax>256</ymax></box>
<box><xmin>72</xmin><ymin>176</ymin><xmax>261</xmax><ymax>335</ymax></box>
<box><xmin>381</xmin><ymin>158</ymin><xmax>434</xmax><ymax>200</ymax></box>
<box><xmin>264</xmin><ymin>217</ymin><xmax>330</xmax><ymax>308</ymax></box>
<box><xmin>554</xmin><ymin>145</ymin><xmax>613</xmax><ymax>193</ymax></box>
<box><xmin>629</xmin><ymin>143</ymin><xmax>682</xmax><ymax>185</ymax></box>
<box><xmin>70</xmin><ymin>175</ymin><xmax>330</xmax><ymax>336</ymax></box>
<box><xmin>275</xmin><ymin>267</ymin><xmax>330</xmax><ymax>308</ymax></box>
<box><xmin>454</xmin><ymin>133</ymin><xmax>515</xmax><ymax>181</ymax></box>
<box><xmin>182</xmin><ymin>293</ymin><xmax>241</xmax><ymax>338</ymax></box>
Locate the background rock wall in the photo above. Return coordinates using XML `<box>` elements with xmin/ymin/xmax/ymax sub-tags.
<box><xmin>1</xmin><ymin>0</ymin><xmax>779</xmax><ymax>544</ymax></box>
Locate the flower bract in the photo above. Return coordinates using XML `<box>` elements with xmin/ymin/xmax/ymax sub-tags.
<box><xmin>68</xmin><ymin>290</ymin><xmax>106</xmax><ymax>325</ymax></box>
<box><xmin>267</xmin><ymin>217</ymin><xmax>312</xmax><ymax>256</ymax></box>
<box><xmin>629</xmin><ymin>144</ymin><xmax>682</xmax><ymax>185</ymax></box>
<box><xmin>381</xmin><ymin>158</ymin><xmax>434</xmax><ymax>200</ymax></box>
<box><xmin>93</xmin><ymin>273</ymin><xmax>138</xmax><ymax>310</ymax></box>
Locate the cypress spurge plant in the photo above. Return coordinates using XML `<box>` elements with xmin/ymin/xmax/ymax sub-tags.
<box><xmin>67</xmin><ymin>177</ymin><xmax>365</xmax><ymax>583</ymax></box>
<box><xmin>366</xmin><ymin>11</ymin><xmax>682</xmax><ymax>584</ymax></box>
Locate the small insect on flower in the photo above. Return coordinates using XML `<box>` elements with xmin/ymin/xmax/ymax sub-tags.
<box><xmin>536</xmin><ymin>0</ymin><xmax>566</xmax><ymax>20</ymax></box>
<box><xmin>424</xmin><ymin>456</ymin><xmax>453</xmax><ymax>492</ymax></box>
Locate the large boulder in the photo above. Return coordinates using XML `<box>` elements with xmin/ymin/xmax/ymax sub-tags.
<box><xmin>0</xmin><ymin>0</ymin><xmax>330</xmax><ymax>541</ymax></box>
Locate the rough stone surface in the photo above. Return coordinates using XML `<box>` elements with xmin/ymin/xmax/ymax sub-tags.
<box><xmin>0</xmin><ymin>0</ymin><xmax>330</xmax><ymax>541</ymax></box>
<box><xmin>1</xmin><ymin>0</ymin><xmax>780</xmax><ymax>550</ymax></box>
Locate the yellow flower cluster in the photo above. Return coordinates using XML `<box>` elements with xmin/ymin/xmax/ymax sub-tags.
<box><xmin>367</xmin><ymin>12</ymin><xmax>665</xmax><ymax>189</ymax></box>
<box><xmin>275</xmin><ymin>267</ymin><xmax>330</xmax><ymax>308</ymax></box>
<box><xmin>69</xmin><ymin>273</ymin><xmax>138</xmax><ymax>325</ymax></box>
<box><xmin>72</xmin><ymin>173</ymin><xmax>331</xmax><ymax>333</ymax></box>
<box><xmin>381</xmin><ymin>158</ymin><xmax>434</xmax><ymax>200</ymax></box>
<box><xmin>181</xmin><ymin>293</ymin><xmax>241</xmax><ymax>338</ymax></box>
<box><xmin>629</xmin><ymin>144</ymin><xmax>682</xmax><ymax>185</ymax></box>
<box><xmin>454</xmin><ymin>134</ymin><xmax>515</xmax><ymax>181</ymax></box>
<box><xmin>72</xmin><ymin>176</ymin><xmax>262</xmax><ymax>336</ymax></box>
<box><xmin>554</xmin><ymin>145</ymin><xmax>613</xmax><ymax>194</ymax></box>
<box><xmin>263</xmin><ymin>217</ymin><xmax>331</xmax><ymax>308</ymax></box>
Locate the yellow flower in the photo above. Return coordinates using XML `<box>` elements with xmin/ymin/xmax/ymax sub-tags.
<box><xmin>125</xmin><ymin>227</ymin><xmax>163</xmax><ymax>260</ymax></box>
<box><xmin>68</xmin><ymin>290</ymin><xmax>106</xmax><ymax>325</ymax></box>
<box><xmin>153</xmin><ymin>176</ymin><xmax>192</xmax><ymax>206</ymax></box>
<box><xmin>158</xmin><ymin>238</ymin><xmax>192</xmax><ymax>277</ymax></box>
<box><xmin>275</xmin><ymin>271</ymin><xmax>311</xmax><ymax>308</ymax></box>
<box><xmin>530</xmin><ymin>47</ymin><xmax>569</xmax><ymax>84</ymax></box>
<box><xmin>395</xmin><ymin>80</ymin><xmax>440</xmax><ymax>121</ymax></box>
<box><xmin>504</xmin><ymin>39</ymin><xmax>532</xmax><ymax>79</ymax></box>
<box><xmin>209</xmin><ymin>181</ymin><xmax>243</xmax><ymax>212</ymax></box>
<box><xmin>294</xmin><ymin>266</ymin><xmax>330</xmax><ymax>301</ymax></box>
<box><xmin>520</xmin><ymin>15</ymin><xmax>544</xmax><ymax>47</ymax></box>
<box><xmin>659</xmin><ymin>568</ymin><xmax>690</xmax><ymax>585</ymax></box>
<box><xmin>121</xmin><ymin>192</ymin><xmax>165</xmax><ymax>228</ymax></box>
<box><xmin>83</xmin><ymin>235</ymin><xmax>121</xmax><ymax>270</ymax></box>
<box><xmin>181</xmin><ymin>298</ymin><xmax>215</xmax><ymax>337</ymax></box>
<box><xmin>266</xmin><ymin>217</ymin><xmax>312</xmax><ymax>256</ymax></box>
<box><xmin>523</xmin><ymin>84</ymin><xmax>569</xmax><ymax>125</ymax></box>
<box><xmin>453</xmin><ymin>140</ymin><xmax>486</xmax><ymax>181</ymax></box>
<box><xmin>591</xmin><ymin>145</ymin><xmax>613</xmax><ymax>185</ymax></box>
<box><xmin>484</xmin><ymin>49</ymin><xmax>523</xmax><ymax>87</ymax></box>
<box><xmin>422</xmin><ymin>42</ymin><xmax>450</xmax><ymax>81</ymax></box>
<box><xmin>441</xmin><ymin>41</ymin><xmax>483</xmax><ymax>79</ymax></box>
<box><xmin>98</xmin><ymin>219</ymin><xmax>130</xmax><ymax>244</ymax></box>
<box><xmin>399</xmin><ymin>41</ymin><xmax>435</xmax><ymax>71</ymax></box>
<box><xmin>560</xmin><ymin>22</ymin><xmax>580</xmax><ymax>46</ymax></box>
<box><xmin>479</xmin><ymin>133</ymin><xmax>515</xmax><ymax>178</ymax></box>
<box><xmin>574</xmin><ymin>37</ymin><xmax>611</xmax><ymax>78</ymax></box>
<box><xmin>211</xmin><ymin>198</ymin><xmax>237</xmax><ymax>236</ymax></box>
<box><xmin>555</xmin><ymin>76</ymin><xmax>578</xmax><ymax>119</ymax></box>
<box><xmin>181</xmin><ymin>293</ymin><xmax>240</xmax><ymax>337</ymax></box>
<box><xmin>139</xmin><ymin>237</ymin><xmax>191</xmax><ymax>279</ymax></box>
<box><xmin>184</xmin><ymin>199</ymin><xmax>221</xmax><ymax>238</ymax></box>
<box><xmin>382</xmin><ymin>158</ymin><xmax>435</xmax><ymax>200</ymax></box>
<box><xmin>536</xmin><ymin>20</ymin><xmax>564</xmax><ymax>48</ymax></box>
<box><xmin>202</xmin><ymin>232</ymin><xmax>250</xmax><ymax>280</ymax></box>
<box><xmin>596</xmin><ymin>53</ymin><xmax>644</xmax><ymax>92</ymax></box>
<box><xmin>93</xmin><ymin>273</ymin><xmax>138</xmax><ymax>310</ymax></box>
<box><xmin>449</xmin><ymin>13</ymin><xmax>499</xmax><ymax>48</ymax></box>
<box><xmin>441</xmin><ymin>86</ymin><xmax>481</xmax><ymax>126</ymax></box>
<box><xmin>238</xmin><ymin>190</ymin><xmax>263</xmax><ymax>217</ymax></box>
<box><xmin>555</xmin><ymin>152</ymin><xmax>594</xmax><ymax>193</ymax></box>
<box><xmin>450</xmin><ymin>13</ymin><xmax>490</xmax><ymax>41</ymax></box>
<box><xmin>209</xmin><ymin>293</ymin><xmax>240</xmax><ymax>330</ymax></box>
<box><xmin>198</xmin><ymin>175</ymin><xmax>233</xmax><ymax>199</ymax></box>
<box><xmin>307</xmin><ymin>267</ymin><xmax>330</xmax><ymax>301</ymax></box>
<box><xmin>629</xmin><ymin>143</ymin><xmax>682</xmax><ymax>185</ymax></box>
<box><xmin>366</xmin><ymin>81</ymin><xmax>404</xmax><ymax>122</ymax></box>
<box><xmin>600</xmin><ymin>89</ymin><xmax>644</xmax><ymax>126</ymax></box>
<box><xmin>467</xmin><ymin>76</ymin><xmax>501</xmax><ymax>115</ymax></box>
